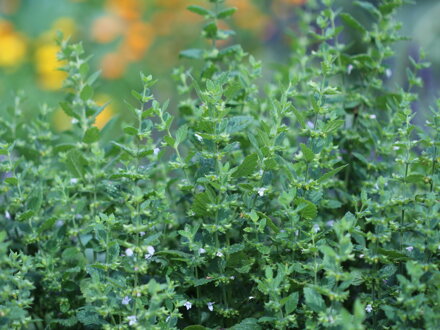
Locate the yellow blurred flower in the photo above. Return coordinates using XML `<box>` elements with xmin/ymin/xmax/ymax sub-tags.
<box><xmin>94</xmin><ymin>94</ymin><xmax>115</xmax><ymax>129</ymax></box>
<box><xmin>0</xmin><ymin>20</ymin><xmax>27</xmax><ymax>68</ymax></box>
<box><xmin>52</xmin><ymin>108</ymin><xmax>72</xmax><ymax>132</ymax></box>
<box><xmin>52</xmin><ymin>17</ymin><xmax>76</xmax><ymax>38</ymax></box>
<box><xmin>35</xmin><ymin>44</ymin><xmax>66</xmax><ymax>90</ymax></box>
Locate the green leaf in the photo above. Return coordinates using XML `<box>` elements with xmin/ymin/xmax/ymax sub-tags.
<box><xmin>80</xmin><ymin>85</ymin><xmax>94</xmax><ymax>101</ymax></box>
<box><xmin>5</xmin><ymin>177</ymin><xmax>18</xmax><ymax>185</ymax></box>
<box><xmin>203</xmin><ymin>21</ymin><xmax>218</xmax><ymax>39</ymax></box>
<box><xmin>304</xmin><ymin>287</ymin><xmax>326</xmax><ymax>312</ymax></box>
<box><xmin>355</xmin><ymin>1</ymin><xmax>381</xmax><ymax>18</ymax></box>
<box><xmin>187</xmin><ymin>5</ymin><xmax>213</xmax><ymax>17</ymax></box>
<box><xmin>66</xmin><ymin>149</ymin><xmax>88</xmax><ymax>177</ymax></box>
<box><xmin>284</xmin><ymin>292</ymin><xmax>299</xmax><ymax>315</ymax></box>
<box><xmin>60</xmin><ymin>101</ymin><xmax>78</xmax><ymax>119</ymax></box>
<box><xmin>300</xmin><ymin>143</ymin><xmax>314</xmax><ymax>162</ymax></box>
<box><xmin>217</xmin><ymin>7</ymin><xmax>237</xmax><ymax>19</ymax></box>
<box><xmin>323</xmin><ymin>119</ymin><xmax>344</xmax><ymax>133</ymax></box>
<box><xmin>192</xmin><ymin>192</ymin><xmax>212</xmax><ymax>216</ymax></box>
<box><xmin>232</xmin><ymin>153</ymin><xmax>258</xmax><ymax>178</ymax></box>
<box><xmin>296</xmin><ymin>199</ymin><xmax>317</xmax><ymax>219</ymax></box>
<box><xmin>123</xmin><ymin>126</ymin><xmax>138</xmax><ymax>136</ymax></box>
<box><xmin>18</xmin><ymin>210</ymin><xmax>34</xmax><ymax>221</ymax></box>
<box><xmin>179</xmin><ymin>49</ymin><xmax>204</xmax><ymax>59</ymax></box>
<box><xmin>83</xmin><ymin>127</ymin><xmax>100</xmax><ymax>143</ymax></box>
<box><xmin>230</xmin><ymin>318</ymin><xmax>261</xmax><ymax>330</ymax></box>
<box><xmin>164</xmin><ymin>136</ymin><xmax>175</xmax><ymax>147</ymax></box>
<box><xmin>317</xmin><ymin>164</ymin><xmax>348</xmax><ymax>183</ymax></box>
<box><xmin>176</xmin><ymin>125</ymin><xmax>188</xmax><ymax>145</ymax></box>
<box><xmin>291</xmin><ymin>104</ymin><xmax>305</xmax><ymax>128</ymax></box>
<box><xmin>340</xmin><ymin>13</ymin><xmax>367</xmax><ymax>33</ymax></box>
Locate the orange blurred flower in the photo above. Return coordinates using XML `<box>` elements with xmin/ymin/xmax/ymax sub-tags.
<box><xmin>121</xmin><ymin>21</ymin><xmax>154</xmax><ymax>61</ymax></box>
<box><xmin>225</xmin><ymin>0</ymin><xmax>268</xmax><ymax>33</ymax></box>
<box><xmin>0</xmin><ymin>0</ymin><xmax>21</xmax><ymax>15</ymax></box>
<box><xmin>106</xmin><ymin>0</ymin><xmax>143</xmax><ymax>21</ymax></box>
<box><xmin>100</xmin><ymin>52</ymin><xmax>127</xmax><ymax>79</ymax></box>
<box><xmin>92</xmin><ymin>15</ymin><xmax>124</xmax><ymax>44</ymax></box>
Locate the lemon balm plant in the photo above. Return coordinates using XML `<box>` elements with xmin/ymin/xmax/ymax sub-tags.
<box><xmin>1</xmin><ymin>0</ymin><xmax>439</xmax><ymax>329</ymax></box>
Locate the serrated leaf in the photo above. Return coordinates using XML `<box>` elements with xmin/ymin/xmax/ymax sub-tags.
<box><xmin>296</xmin><ymin>198</ymin><xmax>317</xmax><ymax>219</ymax></box>
<box><xmin>66</xmin><ymin>149</ymin><xmax>88</xmax><ymax>177</ymax></box>
<box><xmin>304</xmin><ymin>287</ymin><xmax>326</xmax><ymax>312</ymax></box>
<box><xmin>232</xmin><ymin>153</ymin><xmax>258</xmax><ymax>178</ymax></box>
<box><xmin>83</xmin><ymin>127</ymin><xmax>100</xmax><ymax>143</ymax></box>
<box><xmin>323</xmin><ymin>119</ymin><xmax>344</xmax><ymax>133</ymax></box>
<box><xmin>300</xmin><ymin>143</ymin><xmax>314</xmax><ymax>162</ymax></box>
<box><xmin>285</xmin><ymin>292</ymin><xmax>299</xmax><ymax>314</ymax></box>
<box><xmin>192</xmin><ymin>192</ymin><xmax>212</xmax><ymax>216</ymax></box>
<box><xmin>230</xmin><ymin>318</ymin><xmax>261</xmax><ymax>330</ymax></box>
<box><xmin>176</xmin><ymin>125</ymin><xmax>188</xmax><ymax>145</ymax></box>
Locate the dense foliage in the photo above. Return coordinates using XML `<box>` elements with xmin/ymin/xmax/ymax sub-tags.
<box><xmin>1</xmin><ymin>0</ymin><xmax>439</xmax><ymax>329</ymax></box>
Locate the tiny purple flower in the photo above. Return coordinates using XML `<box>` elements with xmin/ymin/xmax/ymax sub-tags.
<box><xmin>122</xmin><ymin>296</ymin><xmax>131</xmax><ymax>305</ymax></box>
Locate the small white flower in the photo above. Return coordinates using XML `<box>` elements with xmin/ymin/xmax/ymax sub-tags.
<box><xmin>207</xmin><ymin>302</ymin><xmax>214</xmax><ymax>311</ymax></box>
<box><xmin>134</xmin><ymin>266</ymin><xmax>139</xmax><ymax>271</ymax></box>
<box><xmin>248</xmin><ymin>296</ymin><xmax>255</xmax><ymax>300</ymax></box>
<box><xmin>374</xmin><ymin>183</ymin><xmax>379</xmax><ymax>190</ymax></box>
<box><xmin>166</xmin><ymin>316</ymin><xmax>171</xmax><ymax>322</ymax></box>
<box><xmin>406</xmin><ymin>246</ymin><xmax>414</xmax><ymax>252</ymax></box>
<box><xmin>307</xmin><ymin>121</ymin><xmax>314</xmax><ymax>129</ymax></box>
<box><xmin>369</xmin><ymin>114</ymin><xmax>377</xmax><ymax>119</ymax></box>
<box><xmin>328</xmin><ymin>315</ymin><xmax>335</xmax><ymax>324</ymax></box>
<box><xmin>5</xmin><ymin>211</ymin><xmax>11</xmax><ymax>220</ymax></box>
<box><xmin>71</xmin><ymin>118</ymin><xmax>79</xmax><ymax>124</ymax></box>
<box><xmin>136</xmin><ymin>292</ymin><xmax>141</xmax><ymax>297</ymax></box>
<box><xmin>140</xmin><ymin>231</ymin><xmax>145</xmax><ymax>236</ymax></box>
<box><xmin>365</xmin><ymin>304</ymin><xmax>373</xmax><ymax>313</ymax></box>
<box><xmin>295</xmin><ymin>230</ymin><xmax>299</xmax><ymax>237</ymax></box>
<box><xmin>230</xmin><ymin>276</ymin><xmax>235</xmax><ymax>280</ymax></box>
<box><xmin>347</xmin><ymin>64</ymin><xmax>354</xmax><ymax>74</ymax></box>
<box><xmin>257</xmin><ymin>187</ymin><xmax>266</xmax><ymax>197</ymax></box>
<box><xmin>259</xmin><ymin>169</ymin><xmax>264</xmax><ymax>175</ymax></box>
<box><xmin>127</xmin><ymin>315</ymin><xmax>137</xmax><ymax>326</ymax></box>
<box><xmin>125</xmin><ymin>248</ymin><xmax>134</xmax><ymax>257</ymax></box>
<box><xmin>70</xmin><ymin>178</ymin><xmax>78</xmax><ymax>184</ymax></box>
<box><xmin>326</xmin><ymin>220</ymin><xmax>335</xmax><ymax>227</ymax></box>
<box><xmin>393</xmin><ymin>146</ymin><xmax>400</xmax><ymax>151</ymax></box>
<box><xmin>385</xmin><ymin>68</ymin><xmax>392</xmax><ymax>78</ymax></box>
<box><xmin>195</xmin><ymin>133</ymin><xmax>203</xmax><ymax>142</ymax></box>
<box><xmin>312</xmin><ymin>224</ymin><xmax>320</xmax><ymax>233</ymax></box>
<box><xmin>216</xmin><ymin>251</ymin><xmax>224</xmax><ymax>257</ymax></box>
<box><xmin>145</xmin><ymin>245</ymin><xmax>155</xmax><ymax>259</ymax></box>
<box><xmin>122</xmin><ymin>296</ymin><xmax>131</xmax><ymax>305</ymax></box>
<box><xmin>56</xmin><ymin>220</ymin><xmax>64</xmax><ymax>228</ymax></box>
<box><xmin>199</xmin><ymin>248</ymin><xmax>206</xmax><ymax>254</ymax></box>
<box><xmin>184</xmin><ymin>301</ymin><xmax>192</xmax><ymax>310</ymax></box>
<box><xmin>359</xmin><ymin>254</ymin><xmax>364</xmax><ymax>258</ymax></box>
<box><xmin>153</xmin><ymin>147</ymin><xmax>160</xmax><ymax>156</ymax></box>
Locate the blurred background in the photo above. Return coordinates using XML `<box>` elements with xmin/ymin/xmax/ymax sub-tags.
<box><xmin>0</xmin><ymin>0</ymin><xmax>438</xmax><ymax>131</ymax></box>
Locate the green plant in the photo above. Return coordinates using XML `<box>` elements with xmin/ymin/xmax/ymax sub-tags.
<box><xmin>1</xmin><ymin>0</ymin><xmax>439</xmax><ymax>329</ymax></box>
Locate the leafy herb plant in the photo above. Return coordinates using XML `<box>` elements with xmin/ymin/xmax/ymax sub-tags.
<box><xmin>1</xmin><ymin>0</ymin><xmax>439</xmax><ymax>329</ymax></box>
